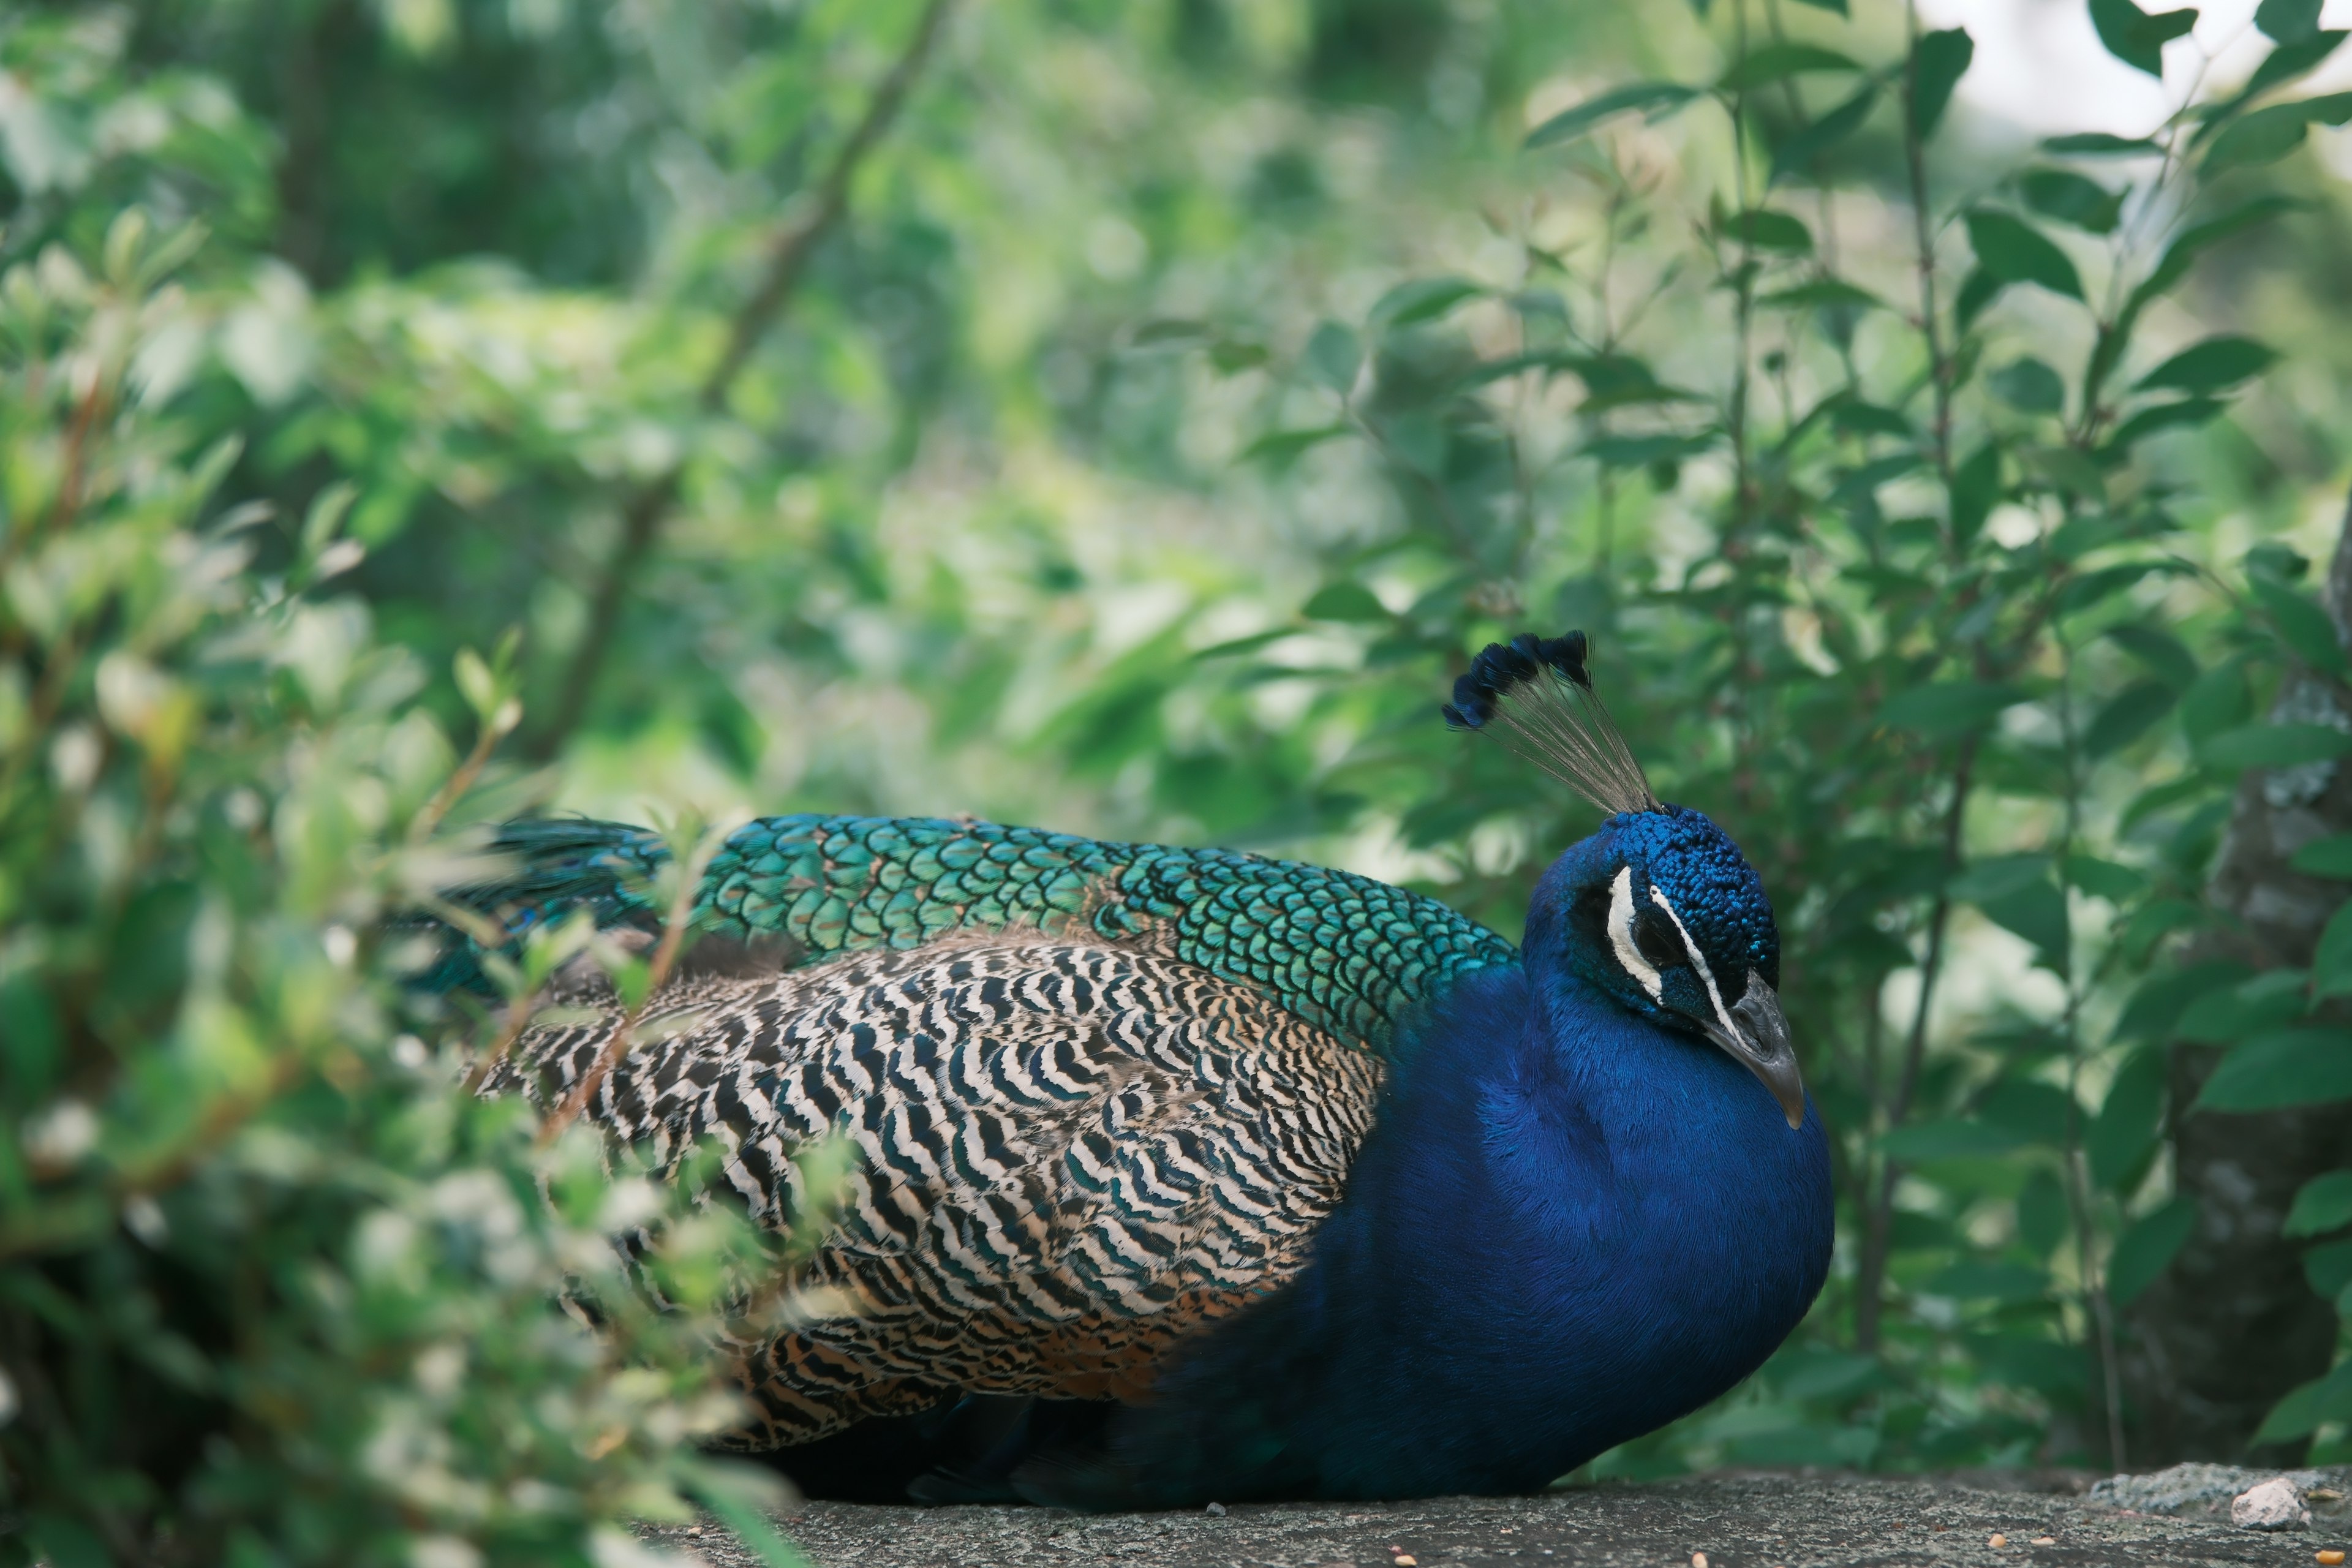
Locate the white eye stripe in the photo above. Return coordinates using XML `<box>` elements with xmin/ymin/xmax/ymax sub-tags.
<box><xmin>1608</xmin><ymin>867</ymin><xmax>1664</xmax><ymax>1001</ymax></box>
<box><xmin>1648</xmin><ymin>886</ymin><xmax>1744</xmax><ymax>1044</ymax></box>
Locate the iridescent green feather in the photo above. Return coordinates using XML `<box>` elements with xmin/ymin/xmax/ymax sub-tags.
<box><xmin>451</xmin><ymin>814</ymin><xmax>1516</xmax><ymax>1052</ymax></box>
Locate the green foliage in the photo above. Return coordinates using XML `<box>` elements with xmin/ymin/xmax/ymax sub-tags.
<box><xmin>17</xmin><ymin>0</ymin><xmax>2352</xmax><ymax>1532</ymax></box>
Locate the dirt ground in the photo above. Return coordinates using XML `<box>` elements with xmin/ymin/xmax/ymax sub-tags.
<box><xmin>648</xmin><ymin>1463</ymin><xmax>2352</xmax><ymax>1568</ymax></box>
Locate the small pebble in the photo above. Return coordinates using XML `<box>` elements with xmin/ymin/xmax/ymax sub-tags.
<box><xmin>2234</xmin><ymin>1477</ymin><xmax>2313</xmax><ymax>1532</ymax></box>
<box><xmin>1205</xmin><ymin>1502</ymin><xmax>1226</xmax><ymax>1517</ymax></box>
<box><xmin>1988</xmin><ymin>1534</ymin><xmax>2008</xmax><ymax>1548</ymax></box>
<box><xmin>2031</xmin><ymin>1537</ymin><xmax>2056</xmax><ymax>1546</ymax></box>
<box><xmin>1393</xmin><ymin>1558</ymin><xmax>1417</xmax><ymax>1567</ymax></box>
<box><xmin>685</xmin><ymin>1526</ymin><xmax>702</xmax><ymax>1537</ymax></box>
<box><xmin>2317</xmin><ymin>1552</ymin><xmax>2346</xmax><ymax>1566</ymax></box>
<box><xmin>1692</xmin><ymin>1554</ymin><xmax>1709</xmax><ymax>1568</ymax></box>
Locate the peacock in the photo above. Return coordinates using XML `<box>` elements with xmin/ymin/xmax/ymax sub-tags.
<box><xmin>441</xmin><ymin>632</ymin><xmax>1834</xmax><ymax>1507</ymax></box>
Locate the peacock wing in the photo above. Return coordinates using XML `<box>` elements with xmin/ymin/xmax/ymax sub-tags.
<box><xmin>465</xmin><ymin>813</ymin><xmax>1516</xmax><ymax>1055</ymax></box>
<box><xmin>488</xmin><ymin>932</ymin><xmax>1388</xmax><ymax>1446</ymax></box>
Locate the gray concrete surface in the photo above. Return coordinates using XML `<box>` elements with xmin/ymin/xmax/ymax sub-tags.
<box><xmin>650</xmin><ymin>1464</ymin><xmax>2352</xmax><ymax>1567</ymax></box>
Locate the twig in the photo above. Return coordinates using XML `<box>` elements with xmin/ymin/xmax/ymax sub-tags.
<box><xmin>527</xmin><ymin>0</ymin><xmax>959</xmax><ymax>759</ymax></box>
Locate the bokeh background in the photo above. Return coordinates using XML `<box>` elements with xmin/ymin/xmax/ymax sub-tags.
<box><xmin>15</xmin><ymin>0</ymin><xmax>2352</xmax><ymax>1559</ymax></box>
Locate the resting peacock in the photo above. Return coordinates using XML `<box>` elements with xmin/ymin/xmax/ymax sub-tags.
<box><xmin>443</xmin><ymin>633</ymin><xmax>1833</xmax><ymax>1506</ymax></box>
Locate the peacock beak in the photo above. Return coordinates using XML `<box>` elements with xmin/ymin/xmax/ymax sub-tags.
<box><xmin>1700</xmin><ymin>971</ymin><xmax>1806</xmax><ymax>1131</ymax></box>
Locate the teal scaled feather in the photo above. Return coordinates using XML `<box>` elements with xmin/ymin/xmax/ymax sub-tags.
<box><xmin>443</xmin><ymin>812</ymin><xmax>1516</xmax><ymax>1054</ymax></box>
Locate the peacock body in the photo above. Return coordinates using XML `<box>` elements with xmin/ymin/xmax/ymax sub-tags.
<box><xmin>452</xmin><ymin>635</ymin><xmax>1834</xmax><ymax>1506</ymax></box>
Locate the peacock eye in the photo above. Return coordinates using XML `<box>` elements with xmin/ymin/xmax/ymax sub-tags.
<box><xmin>1632</xmin><ymin>905</ymin><xmax>1686</xmax><ymax>970</ymax></box>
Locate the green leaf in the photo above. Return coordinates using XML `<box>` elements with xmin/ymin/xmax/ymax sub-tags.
<box><xmin>2291</xmin><ymin>833</ymin><xmax>2352</xmax><ymax>879</ymax></box>
<box><xmin>2089</xmin><ymin>1047</ymin><xmax>2168</xmax><ymax>1191</ymax></box>
<box><xmin>2114</xmin><ymin>960</ymin><xmax>2245</xmax><ymax>1041</ymax></box>
<box><xmin>2249</xmin><ymin>577</ymin><xmax>2348</xmax><ymax>673</ymax></box>
<box><xmin>1722</xmin><ymin>207</ymin><xmax>1814</xmax><ymax>253</ymax></box>
<box><xmin>2108</xmin><ymin>1198</ymin><xmax>2196</xmax><ymax>1305</ymax></box>
<box><xmin>1925</xmin><ymin>1261</ymin><xmax>2049</xmax><ymax>1303</ymax></box>
<box><xmin>1583</xmin><ymin>431</ymin><xmax>1719</xmax><ymax>468</ymax></box>
<box><xmin>1525</xmin><ymin>83</ymin><xmax>1702</xmax><ymax>148</ymax></box>
<box><xmin>1989</xmin><ymin>356</ymin><xmax>2065</xmax><ymax>413</ymax></box>
<box><xmin>1770</xmin><ymin>85</ymin><xmax>1878</xmax><ymax>184</ymax></box>
<box><xmin>2104</xmin><ymin>398</ymin><xmax>2228</xmax><ymax>451</ymax></box>
<box><xmin>2180</xmin><ymin>660</ymin><xmax>2252</xmax><ymax>741</ymax></box>
<box><xmin>1719</xmin><ymin>43</ymin><xmax>1861</xmax><ymax>90</ymax></box>
<box><xmin>2286</xmin><ymin>1171</ymin><xmax>2352</xmax><ymax>1237</ymax></box>
<box><xmin>2256</xmin><ymin>1357</ymin><xmax>2352</xmax><ymax>1444</ymax></box>
<box><xmin>1978</xmin><ymin>876</ymin><xmax>2071</xmax><ymax>960</ymax></box>
<box><xmin>2313</xmin><ymin>1237</ymin><xmax>2352</xmax><ymax>1297</ymax></box>
<box><xmin>1303</xmin><ymin>320</ymin><xmax>1363</xmax><ymax>394</ymax></box>
<box><xmin>2245</xmin><ymin>29</ymin><xmax>2348</xmax><ymax>97</ymax></box>
<box><xmin>1301</xmin><ymin>582</ymin><xmax>1389</xmax><ymax>623</ymax></box>
<box><xmin>1950</xmin><ymin>443</ymin><xmax>2000</xmax><ymax>546</ymax></box>
<box><xmin>2206</xmin><ymin>92</ymin><xmax>2352</xmax><ymax>168</ymax></box>
<box><xmin>2197</xmin><ymin>722</ymin><xmax>2352</xmax><ymax>771</ymax></box>
<box><xmin>1880</xmin><ymin>1119</ymin><xmax>2029</xmax><ymax>1161</ymax></box>
<box><xmin>1880</xmin><ymin>680</ymin><xmax>2024</xmax><ymax>737</ymax></box>
<box><xmin>2106</xmin><ymin>624</ymin><xmax>2198</xmax><ymax>689</ymax></box>
<box><xmin>1909</xmin><ymin>29</ymin><xmax>1975</xmax><ymax>139</ymax></box>
<box><xmin>2137</xmin><ymin>335</ymin><xmax>2278</xmax><ymax>393</ymax></box>
<box><xmin>2194</xmin><ymin>1027</ymin><xmax>2352</xmax><ymax>1112</ymax></box>
<box><xmin>1372</xmin><ymin>276</ymin><xmax>1485</xmax><ymax>328</ymax></box>
<box><xmin>1757</xmin><ymin>279</ymin><xmax>1887</xmax><ymax>313</ymax></box>
<box><xmin>2177</xmin><ymin>973</ymin><xmax>2308</xmax><ymax>1042</ymax></box>
<box><xmin>1964</xmin><ymin>211</ymin><xmax>2084</xmax><ymax>301</ymax></box>
<box><xmin>1240</xmin><ymin>424</ymin><xmax>1350</xmax><ymax>467</ymax></box>
<box><xmin>2258</xmin><ymin>0</ymin><xmax>2323</xmax><ymax>41</ymax></box>
<box><xmin>2086</xmin><ymin>679</ymin><xmax>2179</xmax><ymax>758</ymax></box>
<box><xmin>2066</xmin><ymin>854</ymin><xmax>2146</xmax><ymax>900</ymax></box>
<box><xmin>2313</xmin><ymin>902</ymin><xmax>2352</xmax><ymax>997</ymax></box>
<box><xmin>2043</xmin><ymin>132</ymin><xmax>2165</xmax><ymax>156</ymax></box>
<box><xmin>2090</xmin><ymin>0</ymin><xmax>2201</xmax><ymax>77</ymax></box>
<box><xmin>2019</xmin><ymin>168</ymin><xmax>2124</xmax><ymax>234</ymax></box>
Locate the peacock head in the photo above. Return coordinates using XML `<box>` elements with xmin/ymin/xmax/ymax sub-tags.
<box><xmin>1444</xmin><ymin>633</ymin><xmax>1804</xmax><ymax>1130</ymax></box>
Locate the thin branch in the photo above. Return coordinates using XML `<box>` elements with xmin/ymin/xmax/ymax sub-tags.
<box><xmin>527</xmin><ymin>0</ymin><xmax>959</xmax><ymax>760</ymax></box>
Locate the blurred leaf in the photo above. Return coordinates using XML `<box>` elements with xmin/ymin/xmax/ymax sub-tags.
<box><xmin>2089</xmin><ymin>0</ymin><xmax>2201</xmax><ymax>77</ymax></box>
<box><xmin>2018</xmin><ymin>168</ymin><xmax>2124</xmax><ymax>234</ymax></box>
<box><xmin>2248</xmin><ymin>577</ymin><xmax>2348</xmax><ymax>672</ymax></box>
<box><xmin>2065</xmin><ymin>854</ymin><xmax>2146</xmax><ymax>899</ymax></box>
<box><xmin>2196</xmin><ymin>722</ymin><xmax>2352</xmax><ymax>770</ymax></box>
<box><xmin>1758</xmin><ymin>279</ymin><xmax>1888</xmax><ymax>312</ymax></box>
<box><xmin>1525</xmin><ymin>83</ymin><xmax>1701</xmax><ymax>148</ymax></box>
<box><xmin>2207</xmin><ymin>92</ymin><xmax>2352</xmax><ymax>168</ymax></box>
<box><xmin>1989</xmin><ymin>357</ymin><xmax>2065</xmax><ymax>413</ymax></box>
<box><xmin>1719</xmin><ymin>44</ymin><xmax>1861</xmax><ymax>90</ymax></box>
<box><xmin>2043</xmin><ymin>131</ymin><xmax>2165</xmax><ymax>155</ymax></box>
<box><xmin>2137</xmin><ymin>335</ymin><xmax>2278</xmax><ymax>393</ymax></box>
<box><xmin>2313</xmin><ymin>902</ymin><xmax>2352</xmax><ymax>997</ymax></box>
<box><xmin>1977</xmin><ymin>877</ymin><xmax>2071</xmax><ymax>960</ymax></box>
<box><xmin>1721</xmin><ymin>207</ymin><xmax>1814</xmax><ymax>253</ymax></box>
<box><xmin>2193</xmin><ymin>1027</ymin><xmax>2352</xmax><ymax>1112</ymax></box>
<box><xmin>2106</xmin><ymin>624</ymin><xmax>2199</xmax><ymax>689</ymax></box>
<box><xmin>1965</xmin><ymin>211</ymin><xmax>2084</xmax><ymax>300</ymax></box>
<box><xmin>1771</xmin><ymin>86</ymin><xmax>1878</xmax><ymax>183</ymax></box>
<box><xmin>2310</xmin><ymin>1237</ymin><xmax>2352</xmax><ymax>1296</ymax></box>
<box><xmin>1951</xmin><ymin>443</ymin><xmax>2001</xmax><ymax>546</ymax></box>
<box><xmin>1303</xmin><ymin>322</ymin><xmax>1363</xmax><ymax>394</ymax></box>
<box><xmin>2258</xmin><ymin>0</ymin><xmax>2323</xmax><ymax>40</ymax></box>
<box><xmin>1910</xmin><ymin>28</ymin><xmax>1975</xmax><ymax>138</ymax></box>
<box><xmin>2177</xmin><ymin>974</ymin><xmax>2307</xmax><ymax>1042</ymax></box>
<box><xmin>2114</xmin><ymin>962</ymin><xmax>2246</xmax><ymax>1042</ymax></box>
<box><xmin>2286</xmin><ymin>1170</ymin><xmax>2352</xmax><ymax>1237</ymax></box>
<box><xmin>2108</xmin><ymin>1198</ymin><xmax>2196</xmax><ymax>1304</ymax></box>
<box><xmin>2105</xmin><ymin>398</ymin><xmax>2228</xmax><ymax>451</ymax></box>
<box><xmin>1926</xmin><ymin>1261</ymin><xmax>2048</xmax><ymax>1303</ymax></box>
<box><xmin>1882</xmin><ymin>1119</ymin><xmax>2030</xmax><ymax>1161</ymax></box>
<box><xmin>1583</xmin><ymin>431</ymin><xmax>1719</xmax><ymax>467</ymax></box>
<box><xmin>2086</xmin><ymin>680</ymin><xmax>2179</xmax><ymax>757</ymax></box>
<box><xmin>1880</xmin><ymin>681</ymin><xmax>2024</xmax><ymax>737</ymax></box>
<box><xmin>2257</xmin><ymin>1356</ymin><xmax>2352</xmax><ymax>1443</ymax></box>
<box><xmin>1240</xmin><ymin>424</ymin><xmax>1350</xmax><ymax>467</ymax></box>
<box><xmin>2244</xmin><ymin>29</ymin><xmax>2347</xmax><ymax>97</ymax></box>
<box><xmin>2018</xmin><ymin>1169</ymin><xmax>2070</xmax><ymax>1255</ymax></box>
<box><xmin>1302</xmin><ymin>582</ymin><xmax>1389</xmax><ymax>623</ymax></box>
<box><xmin>2089</xmin><ymin>1047</ymin><xmax>2168</xmax><ymax>1190</ymax></box>
<box><xmin>2179</xmin><ymin>660</ymin><xmax>2252</xmax><ymax>742</ymax></box>
<box><xmin>2291</xmin><ymin>833</ymin><xmax>2352</xmax><ymax>879</ymax></box>
<box><xmin>1371</xmin><ymin>276</ymin><xmax>1484</xmax><ymax>329</ymax></box>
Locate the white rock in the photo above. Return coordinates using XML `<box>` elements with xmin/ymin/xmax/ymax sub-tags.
<box><xmin>2231</xmin><ymin>1477</ymin><xmax>2311</xmax><ymax>1532</ymax></box>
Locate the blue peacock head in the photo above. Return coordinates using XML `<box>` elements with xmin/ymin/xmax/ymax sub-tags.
<box><xmin>1446</xmin><ymin>633</ymin><xmax>1805</xmax><ymax>1129</ymax></box>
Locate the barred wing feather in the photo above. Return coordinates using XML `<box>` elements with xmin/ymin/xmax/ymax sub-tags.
<box><xmin>486</xmin><ymin>935</ymin><xmax>1386</xmax><ymax>1446</ymax></box>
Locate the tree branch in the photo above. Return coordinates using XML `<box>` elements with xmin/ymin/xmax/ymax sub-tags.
<box><xmin>526</xmin><ymin>0</ymin><xmax>959</xmax><ymax>760</ymax></box>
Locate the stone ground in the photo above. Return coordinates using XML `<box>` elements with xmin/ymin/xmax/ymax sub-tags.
<box><xmin>648</xmin><ymin>1464</ymin><xmax>2352</xmax><ymax>1568</ymax></box>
